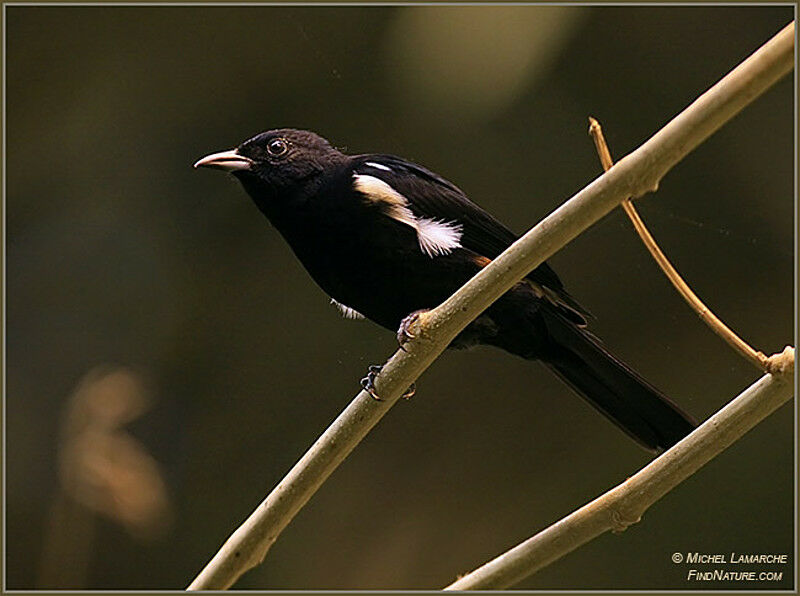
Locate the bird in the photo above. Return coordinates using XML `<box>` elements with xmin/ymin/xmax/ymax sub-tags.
<box><xmin>194</xmin><ymin>128</ymin><xmax>696</xmax><ymax>453</ymax></box>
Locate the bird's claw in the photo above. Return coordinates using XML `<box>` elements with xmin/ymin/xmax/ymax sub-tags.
<box><xmin>359</xmin><ymin>365</ymin><xmax>417</xmax><ymax>401</ymax></box>
<box><xmin>360</xmin><ymin>364</ymin><xmax>384</xmax><ymax>401</ymax></box>
<box><xmin>397</xmin><ymin>309</ymin><xmax>430</xmax><ymax>349</ymax></box>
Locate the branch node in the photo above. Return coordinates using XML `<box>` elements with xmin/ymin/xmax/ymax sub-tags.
<box><xmin>765</xmin><ymin>345</ymin><xmax>795</xmax><ymax>377</ymax></box>
<box><xmin>410</xmin><ymin>309</ymin><xmax>434</xmax><ymax>341</ymax></box>
<box><xmin>609</xmin><ymin>508</ymin><xmax>641</xmax><ymax>534</ymax></box>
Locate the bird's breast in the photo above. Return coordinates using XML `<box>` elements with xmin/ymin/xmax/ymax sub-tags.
<box><xmin>272</xmin><ymin>201</ymin><xmax>478</xmax><ymax>330</ymax></box>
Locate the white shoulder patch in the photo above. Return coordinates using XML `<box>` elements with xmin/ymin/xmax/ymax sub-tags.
<box><xmin>330</xmin><ymin>298</ymin><xmax>365</xmax><ymax>320</ymax></box>
<box><xmin>352</xmin><ymin>173</ymin><xmax>406</xmax><ymax>207</ymax></box>
<box><xmin>352</xmin><ymin>173</ymin><xmax>419</xmax><ymax>228</ymax></box>
<box><xmin>352</xmin><ymin>173</ymin><xmax>463</xmax><ymax>258</ymax></box>
<box><xmin>364</xmin><ymin>161</ymin><xmax>392</xmax><ymax>172</ymax></box>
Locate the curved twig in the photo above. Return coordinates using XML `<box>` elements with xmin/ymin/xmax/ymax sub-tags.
<box><xmin>588</xmin><ymin>117</ymin><xmax>770</xmax><ymax>370</ymax></box>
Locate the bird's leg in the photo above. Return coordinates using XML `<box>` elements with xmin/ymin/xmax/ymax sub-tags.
<box><xmin>359</xmin><ymin>364</ymin><xmax>416</xmax><ymax>401</ymax></box>
<box><xmin>396</xmin><ymin>308</ymin><xmax>431</xmax><ymax>350</ymax></box>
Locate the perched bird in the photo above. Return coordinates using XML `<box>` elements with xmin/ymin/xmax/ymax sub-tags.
<box><xmin>195</xmin><ymin>129</ymin><xmax>696</xmax><ymax>453</ymax></box>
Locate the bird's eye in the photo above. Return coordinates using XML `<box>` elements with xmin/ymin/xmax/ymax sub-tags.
<box><xmin>266</xmin><ymin>138</ymin><xmax>288</xmax><ymax>157</ymax></box>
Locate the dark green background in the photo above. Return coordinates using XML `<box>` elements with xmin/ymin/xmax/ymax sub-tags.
<box><xmin>5</xmin><ymin>5</ymin><xmax>795</xmax><ymax>590</ymax></box>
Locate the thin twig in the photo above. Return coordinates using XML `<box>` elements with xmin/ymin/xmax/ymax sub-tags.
<box><xmin>588</xmin><ymin>117</ymin><xmax>770</xmax><ymax>371</ymax></box>
<box><xmin>445</xmin><ymin>347</ymin><xmax>794</xmax><ymax>590</ymax></box>
<box><xmin>187</xmin><ymin>21</ymin><xmax>795</xmax><ymax>590</ymax></box>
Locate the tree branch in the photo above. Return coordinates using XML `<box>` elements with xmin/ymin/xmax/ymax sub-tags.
<box><xmin>187</xmin><ymin>21</ymin><xmax>795</xmax><ymax>590</ymax></box>
<box><xmin>445</xmin><ymin>347</ymin><xmax>794</xmax><ymax>590</ymax></box>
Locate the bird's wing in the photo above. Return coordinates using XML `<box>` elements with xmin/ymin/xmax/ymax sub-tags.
<box><xmin>351</xmin><ymin>154</ymin><xmax>590</xmax><ymax>324</ymax></box>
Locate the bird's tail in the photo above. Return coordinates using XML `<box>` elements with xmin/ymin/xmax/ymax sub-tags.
<box><xmin>541</xmin><ymin>309</ymin><xmax>697</xmax><ymax>453</ymax></box>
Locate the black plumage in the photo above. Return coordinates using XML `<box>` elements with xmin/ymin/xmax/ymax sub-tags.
<box><xmin>195</xmin><ymin>128</ymin><xmax>696</xmax><ymax>452</ymax></box>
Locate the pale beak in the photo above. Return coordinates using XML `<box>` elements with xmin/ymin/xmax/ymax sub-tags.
<box><xmin>193</xmin><ymin>149</ymin><xmax>254</xmax><ymax>171</ymax></box>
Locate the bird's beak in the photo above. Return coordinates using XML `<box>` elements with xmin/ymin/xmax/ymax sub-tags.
<box><xmin>193</xmin><ymin>149</ymin><xmax>254</xmax><ymax>172</ymax></box>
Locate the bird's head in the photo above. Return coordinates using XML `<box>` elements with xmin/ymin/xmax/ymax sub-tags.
<box><xmin>194</xmin><ymin>129</ymin><xmax>346</xmax><ymax>209</ymax></box>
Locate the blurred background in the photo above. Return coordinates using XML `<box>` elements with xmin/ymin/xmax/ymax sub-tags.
<box><xmin>5</xmin><ymin>5</ymin><xmax>794</xmax><ymax>590</ymax></box>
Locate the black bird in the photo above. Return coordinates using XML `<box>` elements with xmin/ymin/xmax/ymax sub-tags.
<box><xmin>195</xmin><ymin>129</ymin><xmax>696</xmax><ymax>453</ymax></box>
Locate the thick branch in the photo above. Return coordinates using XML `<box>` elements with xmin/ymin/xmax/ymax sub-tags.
<box><xmin>445</xmin><ymin>348</ymin><xmax>794</xmax><ymax>590</ymax></box>
<box><xmin>187</xmin><ymin>21</ymin><xmax>794</xmax><ymax>590</ymax></box>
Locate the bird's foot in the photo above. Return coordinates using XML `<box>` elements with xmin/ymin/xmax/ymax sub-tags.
<box><xmin>397</xmin><ymin>309</ymin><xmax>431</xmax><ymax>351</ymax></box>
<box><xmin>360</xmin><ymin>365</ymin><xmax>384</xmax><ymax>401</ymax></box>
<box><xmin>359</xmin><ymin>364</ymin><xmax>416</xmax><ymax>401</ymax></box>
